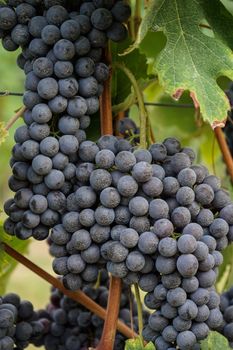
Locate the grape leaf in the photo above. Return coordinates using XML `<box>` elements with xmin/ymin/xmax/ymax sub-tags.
<box><xmin>124</xmin><ymin>338</ymin><xmax>155</xmax><ymax>350</ymax></box>
<box><xmin>217</xmin><ymin>244</ymin><xmax>233</xmax><ymax>291</ymax></box>
<box><xmin>85</xmin><ymin>112</ymin><xmax>101</xmax><ymax>141</ymax></box>
<box><xmin>130</xmin><ymin>0</ymin><xmax>233</xmax><ymax>127</ymax></box>
<box><xmin>220</xmin><ymin>245</ymin><xmax>233</xmax><ymax>291</ymax></box>
<box><xmin>0</xmin><ymin>224</ymin><xmax>30</xmax><ymax>294</ymax></box>
<box><xmin>200</xmin><ymin>331</ymin><xmax>231</xmax><ymax>349</ymax></box>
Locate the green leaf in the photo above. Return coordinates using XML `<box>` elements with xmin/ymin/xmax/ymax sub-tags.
<box><xmin>200</xmin><ymin>331</ymin><xmax>231</xmax><ymax>349</ymax></box>
<box><xmin>220</xmin><ymin>0</ymin><xmax>233</xmax><ymax>18</ymax></box>
<box><xmin>124</xmin><ymin>338</ymin><xmax>155</xmax><ymax>350</ymax></box>
<box><xmin>0</xmin><ymin>225</ymin><xmax>30</xmax><ymax>295</ymax></box>
<box><xmin>85</xmin><ymin>112</ymin><xmax>101</xmax><ymax>141</ymax></box>
<box><xmin>216</xmin><ymin>244</ymin><xmax>233</xmax><ymax>292</ymax></box>
<box><xmin>201</xmin><ymin>0</ymin><xmax>233</xmax><ymax>47</ymax></box>
<box><xmin>139</xmin><ymin>31</ymin><xmax>166</xmax><ymax>62</ymax></box>
<box><xmin>111</xmin><ymin>40</ymin><xmax>148</xmax><ymax>107</ymax></box>
<box><xmin>130</xmin><ymin>0</ymin><xmax>233</xmax><ymax>126</ymax></box>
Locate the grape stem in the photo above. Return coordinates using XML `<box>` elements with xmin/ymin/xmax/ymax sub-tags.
<box><xmin>0</xmin><ymin>91</ymin><xmax>23</xmax><ymax>97</ymax></box>
<box><xmin>134</xmin><ymin>283</ymin><xmax>144</xmax><ymax>347</ymax></box>
<box><xmin>134</xmin><ymin>0</ymin><xmax>142</xmax><ymax>35</ymax></box>
<box><xmin>2</xmin><ymin>242</ymin><xmax>137</xmax><ymax>339</ymax></box>
<box><xmin>100</xmin><ymin>42</ymin><xmax>113</xmax><ymax>135</ymax></box>
<box><xmin>214</xmin><ymin>127</ymin><xmax>233</xmax><ymax>182</ymax></box>
<box><xmin>5</xmin><ymin>106</ymin><xmax>26</xmax><ymax>131</ymax></box>
<box><xmin>96</xmin><ymin>277</ymin><xmax>124</xmax><ymax>350</ymax></box>
<box><xmin>129</xmin><ymin>1</ymin><xmax>136</xmax><ymax>40</ymax></box>
<box><xmin>150</xmin><ymin>122</ymin><xmax>156</xmax><ymax>143</ymax></box>
<box><xmin>114</xmin><ymin>62</ymin><xmax>148</xmax><ymax>149</ymax></box>
<box><xmin>128</xmin><ymin>287</ymin><xmax>135</xmax><ymax>337</ymax></box>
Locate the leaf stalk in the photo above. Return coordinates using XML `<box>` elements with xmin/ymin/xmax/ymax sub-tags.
<box><xmin>134</xmin><ymin>283</ymin><xmax>144</xmax><ymax>347</ymax></box>
<box><xmin>114</xmin><ymin>62</ymin><xmax>148</xmax><ymax>149</ymax></box>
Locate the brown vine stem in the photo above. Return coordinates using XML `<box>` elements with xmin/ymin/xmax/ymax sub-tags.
<box><xmin>96</xmin><ymin>45</ymin><xmax>125</xmax><ymax>350</ymax></box>
<box><xmin>2</xmin><ymin>243</ymin><xmax>136</xmax><ymax>339</ymax></box>
<box><xmin>96</xmin><ymin>277</ymin><xmax>124</xmax><ymax>350</ymax></box>
<box><xmin>5</xmin><ymin>106</ymin><xmax>26</xmax><ymax>131</ymax></box>
<box><xmin>214</xmin><ymin>127</ymin><xmax>233</xmax><ymax>182</ymax></box>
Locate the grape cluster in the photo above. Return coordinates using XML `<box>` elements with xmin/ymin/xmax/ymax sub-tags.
<box><xmin>2</xmin><ymin>0</ymin><xmax>131</xmax><ymax>240</ymax></box>
<box><xmin>0</xmin><ymin>292</ymin><xmax>48</xmax><ymax>350</ymax></box>
<box><xmin>219</xmin><ymin>286</ymin><xmax>233</xmax><ymax>347</ymax></box>
<box><xmin>224</xmin><ymin>83</ymin><xmax>233</xmax><ymax>156</ymax></box>
<box><xmin>47</xmin><ymin>136</ymin><xmax>233</xmax><ymax>296</ymax></box>
<box><xmin>143</xmin><ymin>245</ymin><xmax>223</xmax><ymax>349</ymax></box>
<box><xmin>33</xmin><ymin>272</ymin><xmax>149</xmax><ymax>350</ymax></box>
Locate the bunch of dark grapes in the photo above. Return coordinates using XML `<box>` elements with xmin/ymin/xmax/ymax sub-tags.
<box><xmin>224</xmin><ymin>83</ymin><xmax>233</xmax><ymax>155</ymax></box>
<box><xmin>1</xmin><ymin>0</ymin><xmax>131</xmax><ymax>240</ymax></box>
<box><xmin>218</xmin><ymin>286</ymin><xmax>233</xmax><ymax>347</ymax></box>
<box><xmin>0</xmin><ymin>292</ymin><xmax>49</xmax><ymax>350</ymax></box>
<box><xmin>49</xmin><ymin>135</ymin><xmax>232</xmax><ymax>349</ymax></box>
<box><xmin>33</xmin><ymin>272</ymin><xmax>149</xmax><ymax>350</ymax></box>
<box><xmin>143</xmin><ymin>240</ymin><xmax>223</xmax><ymax>350</ymax></box>
<box><xmin>47</xmin><ymin>135</ymin><xmax>233</xmax><ymax>297</ymax></box>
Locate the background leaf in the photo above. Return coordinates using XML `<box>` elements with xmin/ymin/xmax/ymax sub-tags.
<box><xmin>200</xmin><ymin>331</ymin><xmax>231</xmax><ymax>349</ymax></box>
<box><xmin>125</xmin><ymin>337</ymin><xmax>155</xmax><ymax>350</ymax></box>
<box><xmin>216</xmin><ymin>245</ymin><xmax>233</xmax><ymax>292</ymax></box>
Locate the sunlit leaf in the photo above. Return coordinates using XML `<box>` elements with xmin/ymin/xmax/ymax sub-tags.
<box><xmin>125</xmin><ymin>337</ymin><xmax>155</xmax><ymax>350</ymax></box>
<box><xmin>129</xmin><ymin>0</ymin><xmax>233</xmax><ymax>126</ymax></box>
<box><xmin>200</xmin><ymin>331</ymin><xmax>231</xmax><ymax>349</ymax></box>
